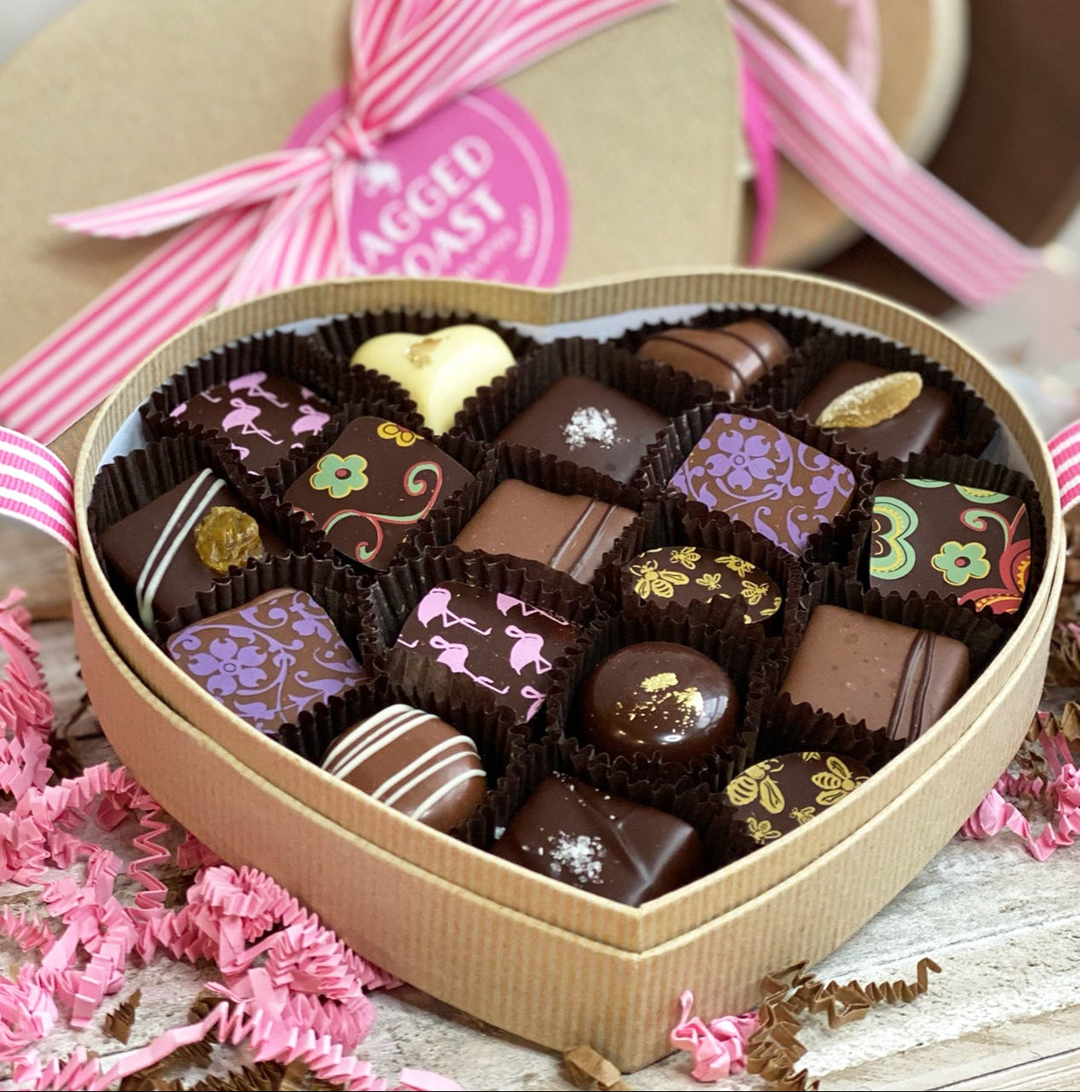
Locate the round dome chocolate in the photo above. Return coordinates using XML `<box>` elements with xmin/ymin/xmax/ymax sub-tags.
<box><xmin>580</xmin><ymin>642</ymin><xmax>739</xmax><ymax>763</ymax></box>
<box><xmin>622</xmin><ymin>546</ymin><xmax>781</xmax><ymax>624</ymax></box>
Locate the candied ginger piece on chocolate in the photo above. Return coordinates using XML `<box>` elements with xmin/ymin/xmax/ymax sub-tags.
<box><xmin>622</xmin><ymin>546</ymin><xmax>781</xmax><ymax>624</ymax></box>
<box><xmin>453</xmin><ymin>479</ymin><xmax>636</xmax><ymax>582</ymax></box>
<box><xmin>98</xmin><ymin>469</ymin><xmax>287</xmax><ymax>631</ymax></box>
<box><xmin>391</xmin><ymin>580</ymin><xmax>580</xmax><ymax>721</ymax></box>
<box><xmin>166</xmin><ymin>588</ymin><xmax>364</xmax><ymax>735</ymax></box>
<box><xmin>723</xmin><ymin>752</ymin><xmax>871</xmax><ymax>849</ymax></box>
<box><xmin>491</xmin><ymin>774</ymin><xmax>704</xmax><ymax>906</ymax></box>
<box><xmin>321</xmin><ymin>704</ymin><xmax>487</xmax><ymax>833</ymax></box>
<box><xmin>496</xmin><ymin>375</ymin><xmax>669</xmax><ymax>484</ymax></box>
<box><xmin>670</xmin><ymin>413</ymin><xmax>855</xmax><ymax>556</ymax></box>
<box><xmin>351</xmin><ymin>324</ymin><xmax>516</xmax><ymax>434</ymax></box>
<box><xmin>637</xmin><ymin>319</ymin><xmax>790</xmax><ymax>397</ymax></box>
<box><xmin>781</xmin><ymin>604</ymin><xmax>969</xmax><ymax>742</ymax></box>
<box><xmin>869</xmin><ymin>477</ymin><xmax>1031</xmax><ymax>615</ymax></box>
<box><xmin>283</xmin><ymin>416</ymin><xmax>474</xmax><ymax>570</ymax></box>
<box><xmin>168</xmin><ymin>372</ymin><xmax>336</xmax><ymax>476</ymax></box>
<box><xmin>194</xmin><ymin>506</ymin><xmax>265</xmax><ymax>574</ymax></box>
<box><xmin>796</xmin><ymin>361</ymin><xmax>954</xmax><ymax>463</ymax></box>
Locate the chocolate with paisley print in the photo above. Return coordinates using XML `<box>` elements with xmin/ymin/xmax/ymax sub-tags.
<box><xmin>869</xmin><ymin>478</ymin><xmax>1031</xmax><ymax>615</ymax></box>
<box><xmin>284</xmin><ymin>417</ymin><xmax>474</xmax><ymax>570</ymax></box>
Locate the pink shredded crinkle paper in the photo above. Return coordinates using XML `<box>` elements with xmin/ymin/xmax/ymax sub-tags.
<box><xmin>0</xmin><ymin>589</ymin><xmax>460</xmax><ymax>1091</ymax></box>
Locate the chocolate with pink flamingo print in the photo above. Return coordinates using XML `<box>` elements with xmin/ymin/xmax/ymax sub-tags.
<box><xmin>391</xmin><ymin>580</ymin><xmax>580</xmax><ymax>721</ymax></box>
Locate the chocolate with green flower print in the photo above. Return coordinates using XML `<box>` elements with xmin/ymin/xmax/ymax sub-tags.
<box><xmin>166</xmin><ymin>587</ymin><xmax>364</xmax><ymax>735</ymax></box>
<box><xmin>284</xmin><ymin>416</ymin><xmax>473</xmax><ymax>570</ymax></box>
<box><xmin>869</xmin><ymin>477</ymin><xmax>1030</xmax><ymax>615</ymax></box>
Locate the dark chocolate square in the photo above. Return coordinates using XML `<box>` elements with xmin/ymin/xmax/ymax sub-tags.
<box><xmin>391</xmin><ymin>580</ymin><xmax>580</xmax><ymax>721</ymax></box>
<box><xmin>796</xmin><ymin>361</ymin><xmax>954</xmax><ymax>463</ymax></box>
<box><xmin>168</xmin><ymin>372</ymin><xmax>336</xmax><ymax>476</ymax></box>
<box><xmin>283</xmin><ymin>417</ymin><xmax>474</xmax><ymax>570</ymax></box>
<box><xmin>490</xmin><ymin>774</ymin><xmax>704</xmax><ymax>906</ymax></box>
<box><xmin>781</xmin><ymin>604</ymin><xmax>969</xmax><ymax>742</ymax></box>
<box><xmin>669</xmin><ymin>413</ymin><xmax>856</xmax><ymax>555</ymax></box>
<box><xmin>166</xmin><ymin>587</ymin><xmax>364</xmax><ymax>734</ymax></box>
<box><xmin>98</xmin><ymin>469</ymin><xmax>287</xmax><ymax>630</ymax></box>
<box><xmin>869</xmin><ymin>478</ymin><xmax>1031</xmax><ymax>614</ymax></box>
<box><xmin>452</xmin><ymin>479</ymin><xmax>636</xmax><ymax>582</ymax></box>
<box><xmin>495</xmin><ymin>375</ymin><xmax>668</xmax><ymax>484</ymax></box>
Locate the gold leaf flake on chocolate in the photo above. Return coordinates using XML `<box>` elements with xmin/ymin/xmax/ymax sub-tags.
<box><xmin>403</xmin><ymin>336</ymin><xmax>443</xmax><ymax>367</ymax></box>
<box><xmin>814</xmin><ymin>371</ymin><xmax>923</xmax><ymax>429</ymax></box>
<box><xmin>641</xmin><ymin>672</ymin><xmax>679</xmax><ymax>692</ymax></box>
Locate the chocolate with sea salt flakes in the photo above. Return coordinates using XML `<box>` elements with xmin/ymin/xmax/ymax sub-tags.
<box><xmin>496</xmin><ymin>374</ymin><xmax>669</xmax><ymax>484</ymax></box>
<box><xmin>490</xmin><ymin>772</ymin><xmax>704</xmax><ymax>906</ymax></box>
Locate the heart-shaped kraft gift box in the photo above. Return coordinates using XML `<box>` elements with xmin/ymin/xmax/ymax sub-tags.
<box><xmin>69</xmin><ymin>270</ymin><xmax>1063</xmax><ymax>1072</ymax></box>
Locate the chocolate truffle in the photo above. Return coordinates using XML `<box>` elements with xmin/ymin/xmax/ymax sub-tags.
<box><xmin>869</xmin><ymin>478</ymin><xmax>1031</xmax><ymax>615</ymax></box>
<box><xmin>391</xmin><ymin>581</ymin><xmax>580</xmax><ymax>721</ymax></box>
<box><xmin>637</xmin><ymin>319</ymin><xmax>790</xmax><ymax>397</ymax></box>
<box><xmin>321</xmin><ymin>704</ymin><xmax>487</xmax><ymax>833</ymax></box>
<box><xmin>581</xmin><ymin>642</ymin><xmax>740</xmax><ymax>763</ymax></box>
<box><xmin>724</xmin><ymin>752</ymin><xmax>871</xmax><ymax>848</ymax></box>
<box><xmin>351</xmin><ymin>324</ymin><xmax>516</xmax><ymax>434</ymax></box>
<box><xmin>166</xmin><ymin>587</ymin><xmax>365</xmax><ymax>734</ymax></box>
<box><xmin>781</xmin><ymin>604</ymin><xmax>970</xmax><ymax>742</ymax></box>
<box><xmin>453</xmin><ymin>480</ymin><xmax>637</xmax><ymax>582</ymax></box>
<box><xmin>168</xmin><ymin>372</ymin><xmax>336</xmax><ymax>476</ymax></box>
<box><xmin>495</xmin><ymin>375</ymin><xmax>669</xmax><ymax>484</ymax></box>
<box><xmin>670</xmin><ymin>413</ymin><xmax>856</xmax><ymax>555</ymax></box>
<box><xmin>623</xmin><ymin>546</ymin><xmax>781</xmax><ymax>624</ymax></box>
<box><xmin>284</xmin><ymin>417</ymin><xmax>474</xmax><ymax>570</ymax></box>
<box><xmin>491</xmin><ymin>774</ymin><xmax>704</xmax><ymax>906</ymax></box>
<box><xmin>98</xmin><ymin>469</ymin><xmax>287</xmax><ymax>631</ymax></box>
<box><xmin>796</xmin><ymin>361</ymin><xmax>954</xmax><ymax>463</ymax></box>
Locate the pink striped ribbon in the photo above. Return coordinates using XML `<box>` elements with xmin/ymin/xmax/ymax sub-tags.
<box><xmin>0</xmin><ymin>0</ymin><xmax>1070</xmax><ymax>556</ymax></box>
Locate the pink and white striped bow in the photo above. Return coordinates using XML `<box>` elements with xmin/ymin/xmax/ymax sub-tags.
<box><xmin>0</xmin><ymin>0</ymin><xmax>668</xmax><ymax>450</ymax></box>
<box><xmin>731</xmin><ymin>0</ymin><xmax>1044</xmax><ymax>304</ymax></box>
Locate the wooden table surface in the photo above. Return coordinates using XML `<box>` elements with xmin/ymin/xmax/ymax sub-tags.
<box><xmin>5</xmin><ymin>512</ymin><xmax>1080</xmax><ymax>1092</ymax></box>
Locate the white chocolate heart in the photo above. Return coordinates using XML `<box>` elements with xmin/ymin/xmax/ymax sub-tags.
<box><xmin>351</xmin><ymin>324</ymin><xmax>515</xmax><ymax>434</ymax></box>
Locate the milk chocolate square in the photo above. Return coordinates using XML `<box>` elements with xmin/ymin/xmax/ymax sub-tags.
<box><xmin>796</xmin><ymin>361</ymin><xmax>954</xmax><ymax>463</ymax></box>
<box><xmin>869</xmin><ymin>478</ymin><xmax>1031</xmax><ymax>615</ymax></box>
<box><xmin>670</xmin><ymin>413</ymin><xmax>856</xmax><ymax>555</ymax></box>
<box><xmin>166</xmin><ymin>588</ymin><xmax>364</xmax><ymax>734</ymax></box>
<box><xmin>98</xmin><ymin>469</ymin><xmax>287</xmax><ymax>630</ymax></box>
<box><xmin>495</xmin><ymin>375</ymin><xmax>668</xmax><ymax>484</ymax></box>
<box><xmin>391</xmin><ymin>580</ymin><xmax>580</xmax><ymax>721</ymax></box>
<box><xmin>781</xmin><ymin>604</ymin><xmax>969</xmax><ymax>742</ymax></box>
<box><xmin>453</xmin><ymin>480</ymin><xmax>636</xmax><ymax>582</ymax></box>
<box><xmin>491</xmin><ymin>774</ymin><xmax>704</xmax><ymax>906</ymax></box>
<box><xmin>168</xmin><ymin>372</ymin><xmax>336</xmax><ymax>476</ymax></box>
<box><xmin>284</xmin><ymin>417</ymin><xmax>474</xmax><ymax>570</ymax></box>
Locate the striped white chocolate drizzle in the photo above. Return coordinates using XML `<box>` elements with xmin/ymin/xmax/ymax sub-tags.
<box><xmin>321</xmin><ymin>704</ymin><xmax>484</xmax><ymax>822</ymax></box>
<box><xmin>135</xmin><ymin>468</ymin><xmax>227</xmax><ymax>630</ymax></box>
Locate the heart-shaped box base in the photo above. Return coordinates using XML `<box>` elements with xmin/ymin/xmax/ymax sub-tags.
<box><xmin>72</xmin><ymin>272</ymin><xmax>1064</xmax><ymax>1072</ymax></box>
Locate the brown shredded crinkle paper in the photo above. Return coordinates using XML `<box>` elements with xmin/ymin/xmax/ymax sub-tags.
<box><xmin>746</xmin><ymin>958</ymin><xmax>941</xmax><ymax>1090</ymax></box>
<box><xmin>563</xmin><ymin>1043</ymin><xmax>632</xmax><ymax>1090</ymax></box>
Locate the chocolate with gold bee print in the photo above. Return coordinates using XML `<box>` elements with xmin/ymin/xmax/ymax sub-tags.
<box><xmin>723</xmin><ymin>752</ymin><xmax>871</xmax><ymax>850</ymax></box>
<box><xmin>622</xmin><ymin>545</ymin><xmax>781</xmax><ymax>625</ymax></box>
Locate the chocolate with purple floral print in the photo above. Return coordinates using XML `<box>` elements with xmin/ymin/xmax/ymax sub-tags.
<box><xmin>670</xmin><ymin>413</ymin><xmax>856</xmax><ymax>556</ymax></box>
<box><xmin>166</xmin><ymin>587</ymin><xmax>365</xmax><ymax>734</ymax></box>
